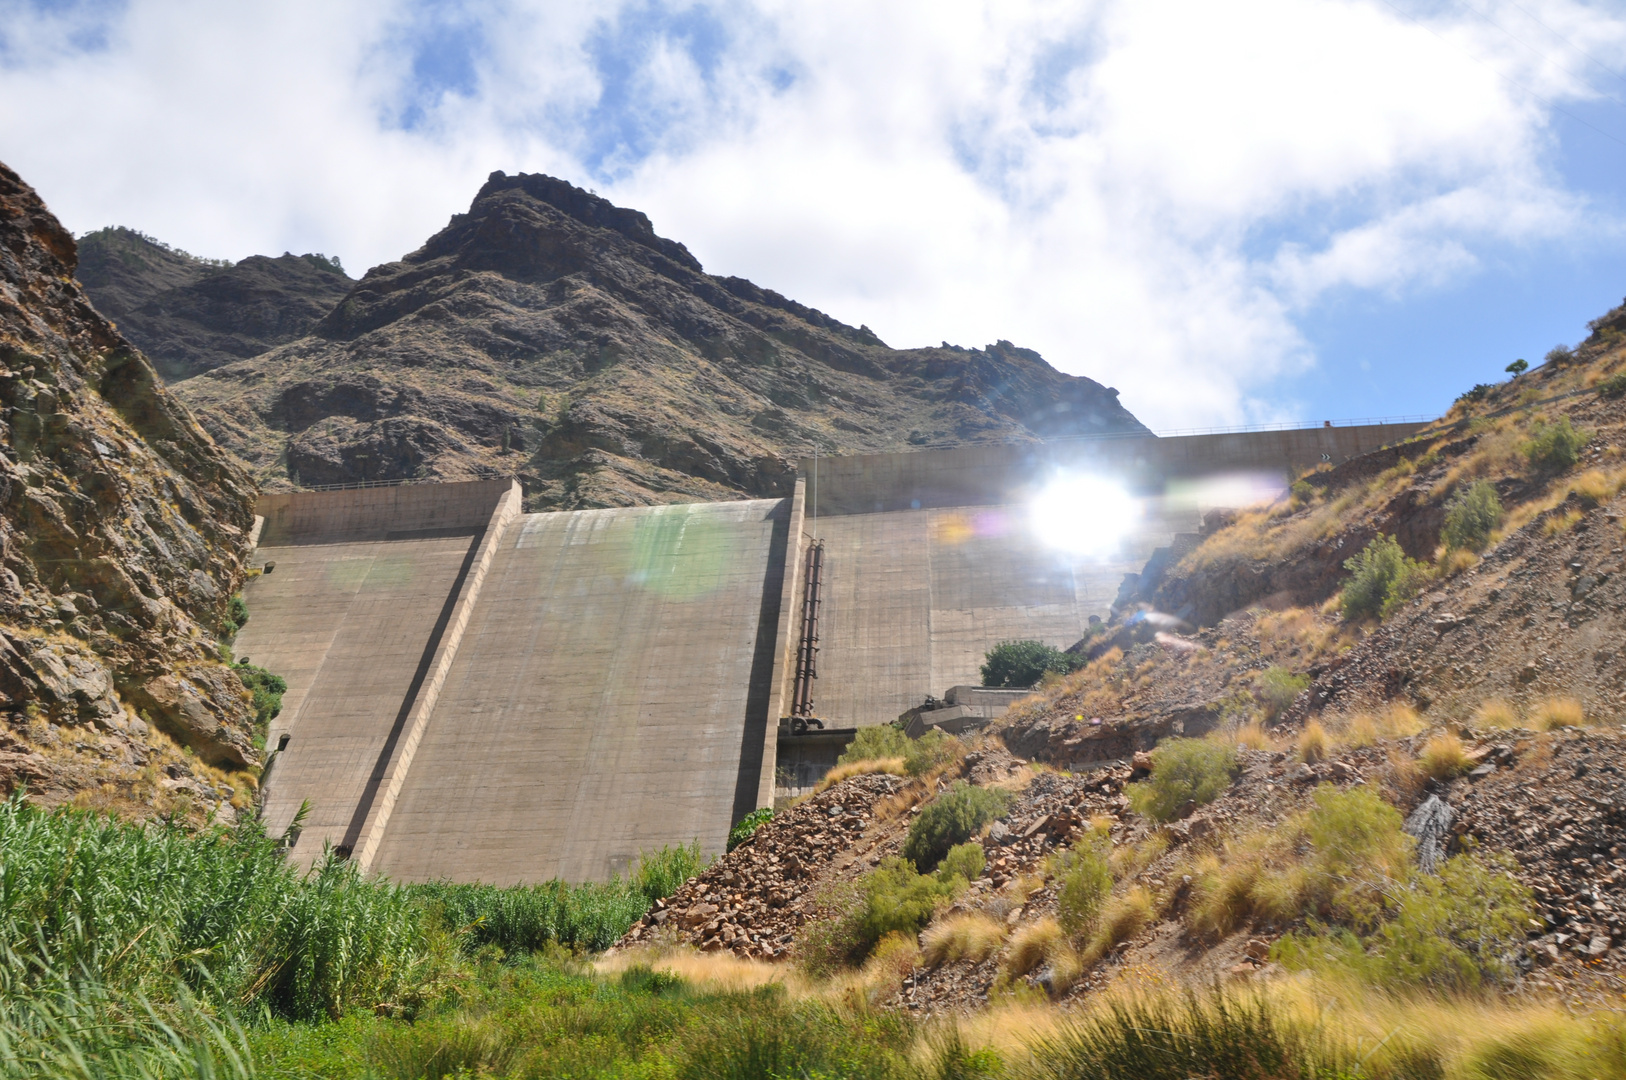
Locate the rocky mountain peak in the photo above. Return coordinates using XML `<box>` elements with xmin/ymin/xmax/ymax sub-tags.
<box><xmin>476</xmin><ymin>169</ymin><xmax>703</xmax><ymax>271</ymax></box>
<box><xmin>156</xmin><ymin>172</ymin><xmax>1145</xmax><ymax>507</ymax></box>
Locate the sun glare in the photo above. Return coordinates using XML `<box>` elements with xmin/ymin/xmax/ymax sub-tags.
<box><xmin>1029</xmin><ymin>474</ymin><xmax>1140</xmax><ymax>557</ymax></box>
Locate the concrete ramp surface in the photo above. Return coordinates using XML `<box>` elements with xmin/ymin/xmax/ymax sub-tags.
<box><xmin>372</xmin><ymin>499</ymin><xmax>788</xmax><ymax>884</ymax></box>
<box><xmin>236</xmin><ymin>532</ymin><xmax>483</xmax><ymax>855</ymax></box>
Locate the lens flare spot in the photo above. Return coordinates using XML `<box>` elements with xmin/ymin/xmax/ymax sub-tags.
<box><xmin>1029</xmin><ymin>474</ymin><xmax>1140</xmax><ymax>557</ymax></box>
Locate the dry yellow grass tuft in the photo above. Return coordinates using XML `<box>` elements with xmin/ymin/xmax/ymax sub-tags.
<box><xmin>1338</xmin><ymin>713</ymin><xmax>1378</xmax><ymax>749</ymax></box>
<box><xmin>1378</xmin><ymin>702</ymin><xmax>1425</xmax><ymax>738</ymax></box>
<box><xmin>1438</xmin><ymin>547</ymin><xmax>1479</xmax><ymax>578</ymax></box>
<box><xmin>1082</xmin><ymin>886</ymin><xmax>1157</xmax><ymax>961</ymax></box>
<box><xmin>1000</xmin><ymin>918</ymin><xmax>1063</xmax><ymax>980</ymax></box>
<box><xmin>1544</xmin><ymin>507</ymin><xmax>1584</xmax><ymax>536</ymax></box>
<box><xmin>1473</xmin><ymin>698</ymin><xmax>1519</xmax><ymax>729</ymax></box>
<box><xmin>1296</xmin><ymin>720</ymin><xmax>1329</xmax><ymax>764</ymax></box>
<box><xmin>1233</xmin><ymin>722</ymin><xmax>1273</xmax><ymax>751</ymax></box>
<box><xmin>597</xmin><ymin>947</ymin><xmax>810</xmax><ymax>996</ymax></box>
<box><xmin>1381</xmin><ymin>748</ymin><xmax>1428</xmax><ymax>805</ymax></box>
<box><xmin>1418</xmin><ymin>733</ymin><xmax>1472</xmax><ymax>780</ymax></box>
<box><xmin>920</xmin><ymin>914</ymin><xmax>1007</xmax><ymax>968</ymax></box>
<box><xmin>1533</xmin><ymin>697</ymin><xmax>1586</xmax><ymax>731</ymax></box>
<box><xmin>1570</xmin><ymin>466</ymin><xmax>1626</xmax><ymax>507</ymax></box>
<box><xmin>812</xmin><ymin>757</ymin><xmax>905</xmax><ymax>794</ymax></box>
<box><xmin>1107</xmin><ymin>832</ymin><xmax>1170</xmax><ymax>882</ymax></box>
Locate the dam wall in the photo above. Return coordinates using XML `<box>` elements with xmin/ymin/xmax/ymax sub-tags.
<box><xmin>801</xmin><ymin>500</ymin><xmax>1196</xmax><ymax>734</ymax></box>
<box><xmin>372</xmin><ymin>497</ymin><xmax>790</xmax><ymax>884</ymax></box>
<box><xmin>242</xmin><ymin>481</ymin><xmax>792</xmax><ymax>881</ymax></box>
<box><xmin>243</xmin><ymin>421</ymin><xmax>1424</xmax><ymax>880</ymax></box>
<box><xmin>799</xmin><ymin>422</ymin><xmax>1425</xmax><ymax>515</ymax></box>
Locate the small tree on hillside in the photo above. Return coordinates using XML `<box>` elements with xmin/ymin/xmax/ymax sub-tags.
<box><xmin>981</xmin><ymin>639</ymin><xmax>1083</xmax><ymax>688</ymax></box>
<box><xmin>1441</xmin><ymin>481</ymin><xmax>1503</xmax><ymax>553</ymax></box>
<box><xmin>1340</xmin><ymin>534</ymin><xmax>1429</xmax><ymax>621</ymax></box>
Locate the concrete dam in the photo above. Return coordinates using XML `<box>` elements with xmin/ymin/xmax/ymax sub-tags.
<box><xmin>240</xmin><ymin>421</ymin><xmax>1422</xmax><ymax>884</ymax></box>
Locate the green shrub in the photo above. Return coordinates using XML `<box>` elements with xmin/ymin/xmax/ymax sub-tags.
<box><xmin>837</xmin><ymin>723</ymin><xmax>909</xmax><ymax>765</ymax></box>
<box><xmin>1545</xmin><ymin>343</ymin><xmax>1575</xmax><ymax>366</ymax></box>
<box><xmin>233</xmin><ymin>662</ymin><xmax>286</xmax><ymax>729</ymax></box>
<box><xmin>0</xmin><ymin>793</ymin><xmax>435</xmax><ymax>1023</ymax></box>
<box><xmin>936</xmin><ymin>842</ymin><xmax>986</xmax><ymax>885</ymax></box>
<box><xmin>222</xmin><ymin>593</ymin><xmax>249</xmax><ymax>636</ymax></box>
<box><xmin>1055</xmin><ymin>835</ymin><xmax>1113</xmax><ymax>940</ymax></box>
<box><xmin>1340</xmin><ymin>534</ymin><xmax>1430</xmax><ymax>620</ymax></box>
<box><xmin>802</xmin><ymin>857</ymin><xmax>966</xmax><ymax>971</ymax></box>
<box><xmin>1125</xmin><ymin>739</ymin><xmax>1237</xmax><ymax>823</ymax></box>
<box><xmin>981</xmin><ymin>639</ymin><xmax>1083</xmax><ymax>689</ymax></box>
<box><xmin>1455</xmin><ymin>383</ymin><xmax>1493</xmax><ymax>405</ymax></box>
<box><xmin>1441</xmin><ymin>480</ymin><xmax>1503</xmax><ymax>552</ymax></box>
<box><xmin>672</xmin><ymin>991</ymin><xmax>915</xmax><ymax>1080</ymax></box>
<box><xmin>1523</xmin><ymin>416</ymin><xmax>1589</xmax><ymax>472</ymax></box>
<box><xmin>632</xmin><ymin>841</ymin><xmax>708</xmax><ymax>902</ymax></box>
<box><xmin>903</xmin><ymin>728</ymin><xmax>960</xmax><ymax>777</ymax></box>
<box><xmin>1598</xmin><ymin>372</ymin><xmax>1626</xmax><ymax>399</ymax></box>
<box><xmin>838</xmin><ymin>724</ymin><xmax>960</xmax><ymax>777</ymax></box>
<box><xmin>1301</xmin><ymin>786</ymin><xmax>1412</xmax><ymax>927</ymax></box>
<box><xmin>903</xmin><ymin>783</ymin><xmax>1012</xmax><ymax>872</ymax></box>
<box><xmin>727</xmin><ymin>808</ymin><xmax>773</xmax><ymax>852</ymax></box>
<box><xmin>1506</xmin><ymin>358</ymin><xmax>1528</xmax><ymax>375</ymax></box>
<box><xmin>1275</xmin><ymin>852</ymin><xmax>1530</xmax><ymax>991</ymax></box>
<box><xmin>1255</xmin><ymin>666</ymin><xmax>1309</xmax><ymax>719</ymax></box>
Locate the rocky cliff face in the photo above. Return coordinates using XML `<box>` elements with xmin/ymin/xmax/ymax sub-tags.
<box><xmin>77</xmin><ymin>227</ymin><xmax>353</xmax><ymax>381</ymax></box>
<box><xmin>0</xmin><ymin>161</ymin><xmax>261</xmax><ymax>800</ymax></box>
<box><xmin>172</xmin><ymin>171</ymin><xmax>1146</xmax><ymax>508</ymax></box>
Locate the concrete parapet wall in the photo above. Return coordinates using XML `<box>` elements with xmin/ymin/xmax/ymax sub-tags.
<box><xmin>256</xmin><ymin>480</ymin><xmax>514</xmax><ymax>545</ymax></box>
<box><xmin>801</xmin><ymin>423</ymin><xmax>1424</xmax><ymax>515</ymax></box>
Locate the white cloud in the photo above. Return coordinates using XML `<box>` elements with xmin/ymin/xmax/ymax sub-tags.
<box><xmin>0</xmin><ymin>0</ymin><xmax>1620</xmax><ymax>428</ymax></box>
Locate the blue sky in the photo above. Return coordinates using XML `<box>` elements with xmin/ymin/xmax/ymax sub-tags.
<box><xmin>1</xmin><ymin>0</ymin><xmax>1624</xmax><ymax>430</ymax></box>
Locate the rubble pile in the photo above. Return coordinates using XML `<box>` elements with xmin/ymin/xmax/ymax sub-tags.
<box><xmin>620</xmin><ymin>773</ymin><xmax>906</xmax><ymax>957</ymax></box>
<box><xmin>1452</xmin><ymin>728</ymin><xmax>1626</xmax><ymax>973</ymax></box>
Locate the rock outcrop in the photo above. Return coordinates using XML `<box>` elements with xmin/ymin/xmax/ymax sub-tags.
<box><xmin>0</xmin><ymin>161</ymin><xmax>260</xmax><ymax>779</ymax></box>
<box><xmin>171</xmin><ymin>171</ymin><xmax>1146</xmax><ymax>508</ymax></box>
<box><xmin>76</xmin><ymin>227</ymin><xmax>353</xmax><ymax>382</ymax></box>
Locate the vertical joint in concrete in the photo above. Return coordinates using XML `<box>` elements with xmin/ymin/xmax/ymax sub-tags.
<box><xmin>758</xmin><ymin>478</ymin><xmax>806</xmax><ymax>809</ymax></box>
<box><xmin>352</xmin><ymin>479</ymin><xmax>523</xmax><ymax>872</ymax></box>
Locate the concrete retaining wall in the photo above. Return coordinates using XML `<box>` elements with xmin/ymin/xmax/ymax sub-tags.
<box><xmin>238</xmin><ymin>479</ymin><xmax>523</xmax><ymax>864</ymax></box>
<box><xmin>803</xmin><ymin>499</ymin><xmax>1197</xmax><ymax>729</ymax></box>
<box><xmin>257</xmin><ymin>480</ymin><xmax>514</xmax><ymax>545</ymax></box>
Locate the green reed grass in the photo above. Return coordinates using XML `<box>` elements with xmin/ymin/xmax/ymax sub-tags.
<box><xmin>0</xmin><ymin>793</ymin><xmax>433</xmax><ymax>1022</ymax></box>
<box><xmin>406</xmin><ymin>840</ymin><xmax>706</xmax><ymax>954</ymax></box>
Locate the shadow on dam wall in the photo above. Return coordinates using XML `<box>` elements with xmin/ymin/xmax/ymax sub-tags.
<box><xmin>239</xmin><ymin>422</ymin><xmax>1422</xmax><ymax>883</ymax></box>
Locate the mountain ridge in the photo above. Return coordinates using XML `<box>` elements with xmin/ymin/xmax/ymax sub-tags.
<box><xmin>147</xmin><ymin>171</ymin><xmax>1145</xmax><ymax>509</ymax></box>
